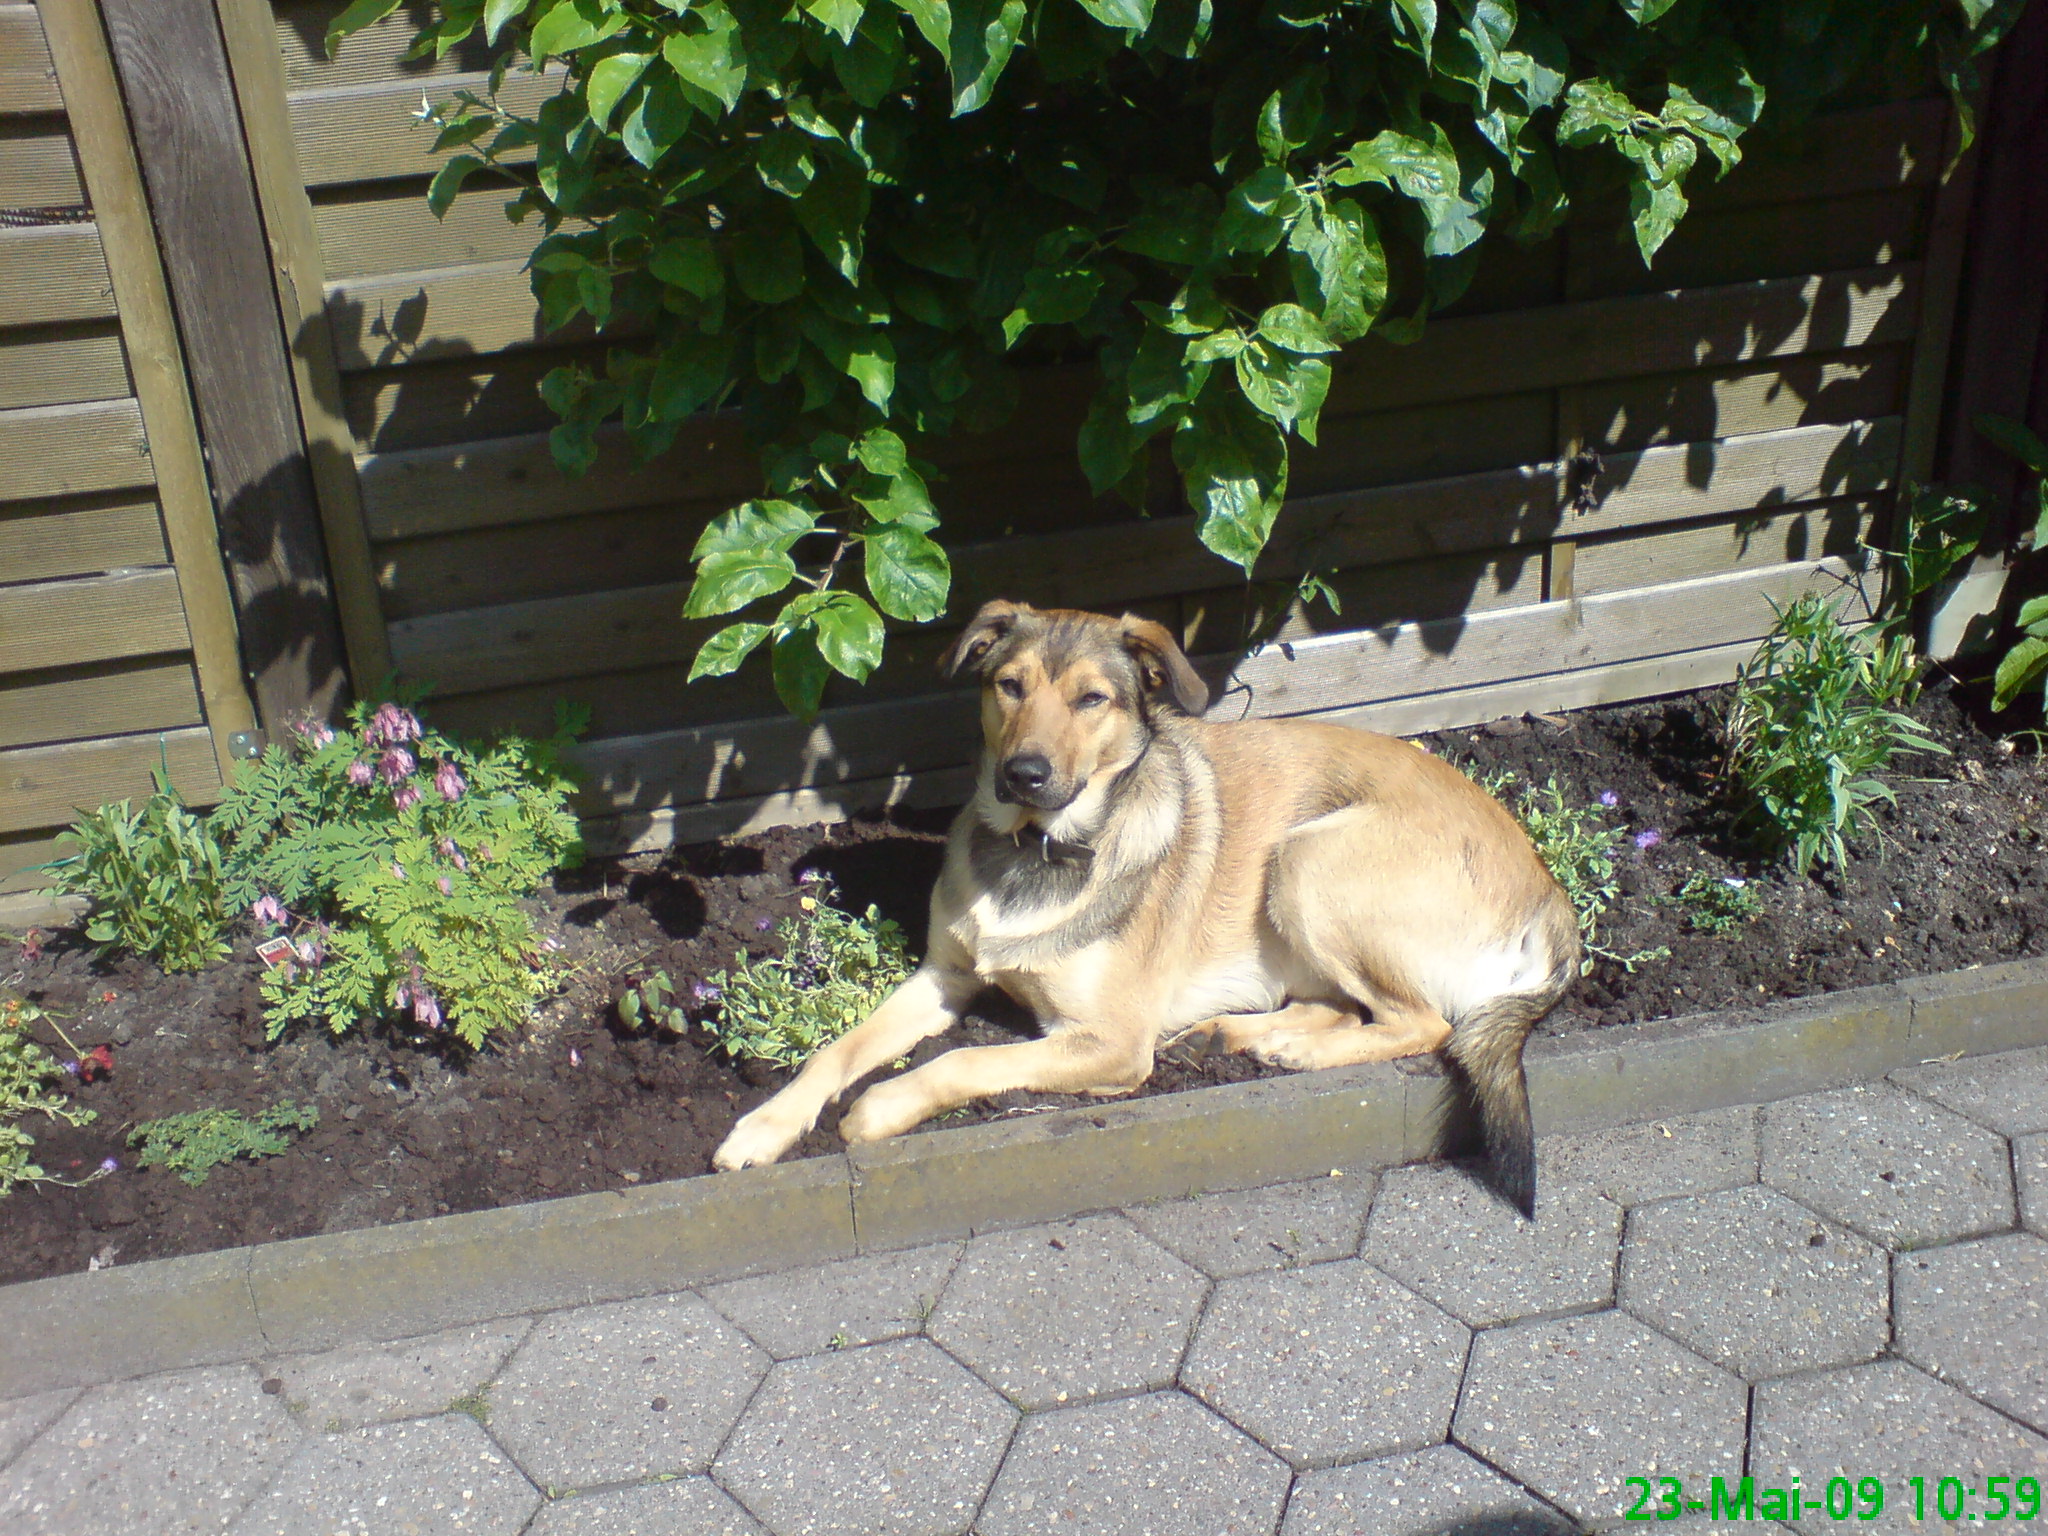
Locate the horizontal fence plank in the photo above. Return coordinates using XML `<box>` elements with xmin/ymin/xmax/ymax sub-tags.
<box><xmin>326</xmin><ymin>257</ymin><xmax>584</xmax><ymax>370</ymax></box>
<box><xmin>0</xmin><ymin>829</ymin><xmax>63</xmax><ymax>891</ymax></box>
<box><xmin>563</xmin><ymin>558</ymin><xmax>1850</xmax><ymax>817</ymax></box>
<box><xmin>0</xmin><ymin>658</ymin><xmax>202</xmax><ymax>749</ymax></box>
<box><xmin>1690</xmin><ymin>98</ymin><xmax>1944</xmax><ymax>212</ymax></box>
<box><xmin>0</xmin><ymin>120</ymin><xmax>82</xmax><ymax>204</ymax></box>
<box><xmin>0</xmin><ymin>326</ymin><xmax>128</xmax><ymax>409</ymax></box>
<box><xmin>1574</xmin><ymin>500</ymin><xmax>1877</xmax><ymax>597</ymax></box>
<box><xmin>0</xmin><ymin>495</ymin><xmax>166</xmax><ymax>582</ymax></box>
<box><xmin>312</xmin><ymin>180</ymin><xmax>537</xmax><ymax>281</ymax></box>
<box><xmin>1579</xmin><ymin>347</ymin><xmax>1906</xmax><ymax>454</ymax></box>
<box><xmin>0</xmin><ymin>222</ymin><xmax>114</xmax><ymax>327</ymax></box>
<box><xmin>0</xmin><ymin>5</ymin><xmax>61</xmax><ymax>115</ymax></box>
<box><xmin>0</xmin><ymin>568</ymin><xmax>189</xmax><ymax>673</ymax></box>
<box><xmin>276</xmin><ymin>0</ymin><xmax>495</xmax><ymax>91</ymax></box>
<box><xmin>385</xmin><ymin>416</ymin><xmax>1900</xmax><ymax>696</ymax></box>
<box><xmin>0</xmin><ymin>725</ymin><xmax>219</xmax><ymax>834</ymax></box>
<box><xmin>288</xmin><ymin>66</ymin><xmax>562</xmax><ymax>187</ymax></box>
<box><xmin>0</xmin><ymin>397</ymin><xmax>153</xmax><ymax>499</ymax></box>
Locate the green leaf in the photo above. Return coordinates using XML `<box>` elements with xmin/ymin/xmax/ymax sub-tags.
<box><xmin>890</xmin><ymin>0</ymin><xmax>952</xmax><ymax>61</ymax></box>
<box><xmin>1286</xmin><ymin>195</ymin><xmax>1385</xmax><ymax>342</ymax></box>
<box><xmin>1618</xmin><ymin>0</ymin><xmax>1681</xmax><ymax>21</ymax></box>
<box><xmin>757</xmin><ymin>131</ymin><xmax>818</xmax><ymax>197</ymax></box>
<box><xmin>685</xmin><ymin>548</ymin><xmax>800</xmax><ymax>617</ymax></box>
<box><xmin>801</xmin><ymin>310</ymin><xmax>896</xmax><ymax>409</ymax></box>
<box><xmin>853</xmin><ymin>427</ymin><xmax>908</xmax><ymax>475</ymax></box>
<box><xmin>426</xmin><ymin>154</ymin><xmax>487</xmax><ymax>219</ymax></box>
<box><xmin>810</xmin><ymin>591</ymin><xmax>887</xmax><ymax>679</ymax></box>
<box><xmin>692</xmin><ymin>499</ymin><xmax>819</xmax><ymax>560</ymax></box>
<box><xmin>1127</xmin><ymin>327</ymin><xmax>1209</xmax><ymax>423</ymax></box>
<box><xmin>2015</xmin><ymin>595</ymin><xmax>2048</xmax><ymax>632</ymax></box>
<box><xmin>325</xmin><ymin>0</ymin><xmax>403</xmax><ymax>58</ymax></box>
<box><xmin>946</xmin><ymin>0</ymin><xmax>1025</xmax><ymax>114</ymax></box>
<box><xmin>586</xmin><ymin>52</ymin><xmax>653</xmax><ymax>130</ymax></box>
<box><xmin>1075</xmin><ymin>0</ymin><xmax>1153</xmax><ymax>29</ymax></box>
<box><xmin>1255</xmin><ymin>67</ymin><xmax>1325</xmax><ymax>165</ymax></box>
<box><xmin>1235</xmin><ymin>340</ymin><xmax>1331</xmax><ymax>443</ymax></box>
<box><xmin>1116</xmin><ymin>184</ymin><xmax>1220</xmax><ymax>265</ymax></box>
<box><xmin>620</xmin><ymin>72</ymin><xmax>692</xmax><ymax>167</ymax></box>
<box><xmin>649</xmin><ymin>333</ymin><xmax>734</xmax><ymax>420</ymax></box>
<box><xmin>1001</xmin><ymin>264</ymin><xmax>1103</xmax><ymax>347</ymax></box>
<box><xmin>1186</xmin><ymin>329</ymin><xmax>1246</xmax><ymax>364</ymax></box>
<box><xmin>649</xmin><ymin>235</ymin><xmax>722</xmax><ymax>299</ymax></box>
<box><xmin>835</xmin><ymin>8</ymin><xmax>904</xmax><ymax>104</ymax></box>
<box><xmin>732</xmin><ymin>220</ymin><xmax>806</xmax><ymax>303</ymax></box>
<box><xmin>1335</xmin><ymin>125</ymin><xmax>1484</xmax><ymax>257</ymax></box>
<box><xmin>805</xmin><ymin>0</ymin><xmax>867</xmax><ymax>44</ymax></box>
<box><xmin>863</xmin><ymin>523</ymin><xmax>951</xmax><ymax>621</ymax></box>
<box><xmin>1079</xmin><ymin>389</ymin><xmax>1139</xmax><ymax>494</ymax></box>
<box><xmin>1214</xmin><ymin>166</ymin><xmax>1300</xmax><ymax>256</ymax></box>
<box><xmin>663</xmin><ymin>4</ymin><xmax>749</xmax><ymax>115</ymax></box>
<box><xmin>1976</xmin><ymin>412</ymin><xmax>2048</xmax><ymax>475</ymax></box>
<box><xmin>690</xmin><ymin>622</ymin><xmax>773</xmax><ymax>680</ymax></box>
<box><xmin>1177</xmin><ymin>398</ymin><xmax>1289</xmax><ymax>573</ymax></box>
<box><xmin>1628</xmin><ymin>151</ymin><xmax>1691</xmax><ymax>263</ymax></box>
<box><xmin>794</xmin><ymin>155</ymin><xmax>870</xmax><ymax>281</ymax></box>
<box><xmin>1256</xmin><ymin>302</ymin><xmax>1338</xmax><ymax>355</ymax></box>
<box><xmin>528</xmin><ymin>0</ymin><xmax>624</xmax><ymax>60</ymax></box>
<box><xmin>1387</xmin><ymin>0</ymin><xmax>1435</xmax><ymax>63</ymax></box>
<box><xmin>1558</xmin><ymin>77</ymin><xmax>1639</xmax><ymax>146</ymax></box>
<box><xmin>483</xmin><ymin>0</ymin><xmax>529</xmax><ymax>45</ymax></box>
<box><xmin>770</xmin><ymin>622</ymin><xmax>833</xmax><ymax>716</ymax></box>
<box><xmin>853</xmin><ymin>466</ymin><xmax>937</xmax><ymax>525</ymax></box>
<box><xmin>1992</xmin><ymin>635</ymin><xmax>2048</xmax><ymax>712</ymax></box>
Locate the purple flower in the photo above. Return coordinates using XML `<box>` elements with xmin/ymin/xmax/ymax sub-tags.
<box><xmin>61</xmin><ymin>1059</ymin><xmax>79</xmax><ymax>1077</ymax></box>
<box><xmin>378</xmin><ymin>747</ymin><xmax>416</xmax><ymax>785</ymax></box>
<box><xmin>394</xmin><ymin>981</ymin><xmax>412</xmax><ymax>1010</ymax></box>
<box><xmin>691</xmin><ymin>979</ymin><xmax>722</xmax><ymax>1004</ymax></box>
<box><xmin>366</xmin><ymin>702</ymin><xmax>422</xmax><ymax>748</ymax></box>
<box><xmin>345</xmin><ymin>759</ymin><xmax>375</xmax><ymax>788</ymax></box>
<box><xmin>99</xmin><ymin>1156</ymin><xmax>119</xmax><ymax>1174</ymax></box>
<box><xmin>755</xmin><ymin>916</ymin><xmax>774</xmax><ymax>933</ymax></box>
<box><xmin>251</xmin><ymin>894</ymin><xmax>286</xmax><ymax>928</ymax></box>
<box><xmin>412</xmin><ymin>986</ymin><xmax>443</xmax><ymax>1029</ymax></box>
<box><xmin>438</xmin><ymin>837</ymin><xmax>469</xmax><ymax>871</ymax></box>
<box><xmin>433</xmin><ymin>760</ymin><xmax>466</xmax><ymax>802</ymax></box>
<box><xmin>391</xmin><ymin>783</ymin><xmax>423</xmax><ymax>813</ymax></box>
<box><xmin>1598</xmin><ymin>790</ymin><xmax>1620</xmax><ymax>808</ymax></box>
<box><xmin>798</xmin><ymin>868</ymin><xmax>824</xmax><ymax>885</ymax></box>
<box><xmin>436</xmin><ymin>875</ymin><xmax>453</xmax><ymax>896</ymax></box>
<box><xmin>1634</xmin><ymin>828</ymin><xmax>1664</xmax><ymax>850</ymax></box>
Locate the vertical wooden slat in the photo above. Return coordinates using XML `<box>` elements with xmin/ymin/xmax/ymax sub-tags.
<box><xmin>93</xmin><ymin>0</ymin><xmax>350</xmax><ymax>726</ymax></box>
<box><xmin>1897</xmin><ymin>101</ymin><xmax>1981</xmax><ymax>497</ymax></box>
<box><xmin>35</xmin><ymin>0</ymin><xmax>256</xmax><ymax>779</ymax></box>
<box><xmin>212</xmin><ymin>0</ymin><xmax>393</xmax><ymax>684</ymax></box>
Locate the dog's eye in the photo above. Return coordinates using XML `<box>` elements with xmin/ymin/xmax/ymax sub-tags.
<box><xmin>996</xmin><ymin>676</ymin><xmax>1025</xmax><ymax>700</ymax></box>
<box><xmin>1075</xmin><ymin>691</ymin><xmax>1109</xmax><ymax>710</ymax></box>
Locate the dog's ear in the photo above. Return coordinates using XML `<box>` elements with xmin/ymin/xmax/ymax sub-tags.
<box><xmin>1120</xmin><ymin>615</ymin><xmax>1209</xmax><ymax>716</ymax></box>
<box><xmin>939</xmin><ymin>600</ymin><xmax>1022</xmax><ymax>679</ymax></box>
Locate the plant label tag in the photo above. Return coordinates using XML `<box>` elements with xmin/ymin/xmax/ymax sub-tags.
<box><xmin>256</xmin><ymin>937</ymin><xmax>297</xmax><ymax>967</ymax></box>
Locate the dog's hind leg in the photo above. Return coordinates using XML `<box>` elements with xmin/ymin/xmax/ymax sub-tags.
<box><xmin>838</xmin><ymin>1026</ymin><xmax>1152</xmax><ymax>1145</ymax></box>
<box><xmin>713</xmin><ymin>965</ymin><xmax>978</xmax><ymax>1170</ymax></box>
<box><xmin>1198</xmin><ymin>996</ymin><xmax>1452</xmax><ymax>1071</ymax></box>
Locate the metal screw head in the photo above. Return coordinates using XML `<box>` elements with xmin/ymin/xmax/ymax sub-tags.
<box><xmin>228</xmin><ymin>731</ymin><xmax>266</xmax><ymax>760</ymax></box>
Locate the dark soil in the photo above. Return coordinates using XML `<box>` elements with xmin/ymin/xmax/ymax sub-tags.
<box><xmin>4</xmin><ymin>678</ymin><xmax>2043</xmax><ymax>1286</ymax></box>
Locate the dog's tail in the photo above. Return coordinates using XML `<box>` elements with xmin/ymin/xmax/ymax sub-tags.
<box><xmin>1444</xmin><ymin>959</ymin><xmax>1574</xmax><ymax>1220</ymax></box>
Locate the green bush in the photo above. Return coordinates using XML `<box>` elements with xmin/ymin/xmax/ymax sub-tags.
<box><xmin>1721</xmin><ymin>592</ymin><xmax>1943</xmax><ymax>874</ymax></box>
<box><xmin>129</xmin><ymin>1101</ymin><xmax>320</xmax><ymax>1186</ymax></box>
<box><xmin>1659</xmin><ymin>869</ymin><xmax>1764</xmax><ymax>934</ymax></box>
<box><xmin>52</xmin><ymin>765</ymin><xmax>231</xmax><ymax>973</ymax></box>
<box><xmin>1480</xmin><ymin>770</ymin><xmax>1667</xmax><ymax>973</ymax></box>
<box><xmin>325</xmin><ymin>0</ymin><xmax>2020</xmax><ymax>715</ymax></box>
<box><xmin>210</xmin><ymin>698</ymin><xmax>587</xmax><ymax>1049</ymax></box>
<box><xmin>1974</xmin><ymin>413</ymin><xmax>2048</xmax><ymax>713</ymax></box>
<box><xmin>0</xmin><ymin>994</ymin><xmax>97</xmax><ymax>1199</ymax></box>
<box><xmin>697</xmin><ymin>875</ymin><xmax>913</xmax><ymax>1067</ymax></box>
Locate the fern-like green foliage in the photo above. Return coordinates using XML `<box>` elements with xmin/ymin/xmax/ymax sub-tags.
<box><xmin>699</xmin><ymin>876</ymin><xmax>913</xmax><ymax>1068</ymax></box>
<box><xmin>129</xmin><ymin>1100</ymin><xmax>320</xmax><ymax>1186</ymax></box>
<box><xmin>0</xmin><ymin>995</ymin><xmax>96</xmax><ymax>1199</ymax></box>
<box><xmin>211</xmin><ymin>697</ymin><xmax>587</xmax><ymax>1048</ymax></box>
<box><xmin>53</xmin><ymin>765</ymin><xmax>231</xmax><ymax>973</ymax></box>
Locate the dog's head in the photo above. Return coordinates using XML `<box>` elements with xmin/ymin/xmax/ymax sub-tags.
<box><xmin>938</xmin><ymin>600</ymin><xmax>1209</xmax><ymax>814</ymax></box>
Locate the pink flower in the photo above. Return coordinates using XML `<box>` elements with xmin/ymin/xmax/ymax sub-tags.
<box><xmin>392</xmin><ymin>783</ymin><xmax>423</xmax><ymax>812</ymax></box>
<box><xmin>366</xmin><ymin>702</ymin><xmax>422</xmax><ymax>748</ymax></box>
<box><xmin>295</xmin><ymin>934</ymin><xmax>325</xmax><ymax>967</ymax></box>
<box><xmin>346</xmin><ymin>759</ymin><xmax>375</xmax><ymax>788</ymax></box>
<box><xmin>438</xmin><ymin>837</ymin><xmax>469</xmax><ymax>871</ymax></box>
<box><xmin>1634</xmin><ymin>828</ymin><xmax>1664</xmax><ymax>850</ymax></box>
<box><xmin>378</xmin><ymin>748</ymin><xmax>415</xmax><ymax>784</ymax></box>
<box><xmin>394</xmin><ymin>981</ymin><xmax>411</xmax><ymax>1010</ymax></box>
<box><xmin>252</xmin><ymin>894</ymin><xmax>286</xmax><ymax>927</ymax></box>
<box><xmin>391</xmin><ymin>862</ymin><xmax>406</xmax><ymax>881</ymax></box>
<box><xmin>412</xmin><ymin>986</ymin><xmax>443</xmax><ymax>1029</ymax></box>
<box><xmin>434</xmin><ymin>760</ymin><xmax>466</xmax><ymax>802</ymax></box>
<box><xmin>436</xmin><ymin>875</ymin><xmax>453</xmax><ymax>896</ymax></box>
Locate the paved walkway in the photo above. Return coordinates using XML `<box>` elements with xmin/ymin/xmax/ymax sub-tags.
<box><xmin>2</xmin><ymin>1047</ymin><xmax>2046</xmax><ymax>1535</ymax></box>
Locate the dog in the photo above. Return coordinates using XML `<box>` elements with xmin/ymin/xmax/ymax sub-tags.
<box><xmin>712</xmin><ymin>600</ymin><xmax>1580</xmax><ymax>1215</ymax></box>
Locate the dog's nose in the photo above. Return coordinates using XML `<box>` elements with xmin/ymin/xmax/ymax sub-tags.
<box><xmin>1002</xmin><ymin>753</ymin><xmax>1053</xmax><ymax>794</ymax></box>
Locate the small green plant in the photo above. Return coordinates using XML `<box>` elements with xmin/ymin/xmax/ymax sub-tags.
<box><xmin>52</xmin><ymin>764</ymin><xmax>231</xmax><ymax>973</ymax></box>
<box><xmin>698</xmin><ymin>875</ymin><xmax>913</xmax><ymax>1068</ymax></box>
<box><xmin>1974</xmin><ymin>413</ymin><xmax>2048</xmax><ymax>713</ymax></box>
<box><xmin>1722</xmin><ymin>592</ymin><xmax>1944</xmax><ymax>874</ymax></box>
<box><xmin>616</xmin><ymin>970</ymin><xmax>691</xmax><ymax>1033</ymax></box>
<box><xmin>128</xmin><ymin>1101</ymin><xmax>320</xmax><ymax>1186</ymax></box>
<box><xmin>1658</xmin><ymin>870</ymin><xmax>1764</xmax><ymax>935</ymax></box>
<box><xmin>210</xmin><ymin>697</ymin><xmax>587</xmax><ymax>1049</ymax></box>
<box><xmin>0</xmin><ymin>994</ymin><xmax>99</xmax><ymax>1198</ymax></box>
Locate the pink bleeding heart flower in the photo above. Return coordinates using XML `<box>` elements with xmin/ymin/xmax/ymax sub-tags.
<box><xmin>438</xmin><ymin>837</ymin><xmax>468</xmax><ymax>871</ymax></box>
<box><xmin>346</xmin><ymin>759</ymin><xmax>375</xmax><ymax>788</ymax></box>
<box><xmin>378</xmin><ymin>747</ymin><xmax>416</xmax><ymax>784</ymax></box>
<box><xmin>252</xmin><ymin>894</ymin><xmax>286</xmax><ymax>928</ymax></box>
<box><xmin>434</xmin><ymin>760</ymin><xmax>466</xmax><ymax>802</ymax></box>
<box><xmin>412</xmin><ymin>986</ymin><xmax>443</xmax><ymax>1029</ymax></box>
<box><xmin>392</xmin><ymin>783</ymin><xmax>423</xmax><ymax>812</ymax></box>
<box><xmin>436</xmin><ymin>875</ymin><xmax>453</xmax><ymax>896</ymax></box>
<box><xmin>366</xmin><ymin>702</ymin><xmax>422</xmax><ymax>748</ymax></box>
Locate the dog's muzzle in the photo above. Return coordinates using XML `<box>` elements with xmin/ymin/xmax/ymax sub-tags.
<box><xmin>996</xmin><ymin>752</ymin><xmax>1072</xmax><ymax>810</ymax></box>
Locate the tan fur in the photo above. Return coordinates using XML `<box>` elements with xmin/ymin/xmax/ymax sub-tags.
<box><xmin>713</xmin><ymin>602</ymin><xmax>1580</xmax><ymax>1213</ymax></box>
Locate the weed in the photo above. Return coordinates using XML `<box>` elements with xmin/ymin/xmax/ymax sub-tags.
<box><xmin>53</xmin><ymin>765</ymin><xmax>230</xmax><ymax>973</ymax></box>
<box><xmin>1722</xmin><ymin>593</ymin><xmax>1944</xmax><ymax>874</ymax></box>
<box><xmin>615</xmin><ymin>970</ymin><xmax>694</xmax><ymax>1033</ymax></box>
<box><xmin>1659</xmin><ymin>871</ymin><xmax>1765</xmax><ymax>935</ymax></box>
<box><xmin>129</xmin><ymin>1101</ymin><xmax>320</xmax><ymax>1186</ymax></box>
<box><xmin>1480</xmin><ymin>771</ymin><xmax>1669</xmax><ymax>974</ymax></box>
<box><xmin>0</xmin><ymin>994</ymin><xmax>98</xmax><ymax>1198</ymax></box>
<box><xmin>446</xmin><ymin>1390</ymin><xmax>491</xmax><ymax>1425</ymax></box>
<box><xmin>697</xmin><ymin>874</ymin><xmax>913</xmax><ymax>1068</ymax></box>
<box><xmin>827</xmin><ymin>1329</ymin><xmax>851</xmax><ymax>1350</ymax></box>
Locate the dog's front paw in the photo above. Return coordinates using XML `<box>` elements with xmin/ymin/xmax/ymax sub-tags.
<box><xmin>712</xmin><ymin>1106</ymin><xmax>804</xmax><ymax>1171</ymax></box>
<box><xmin>838</xmin><ymin>1080</ymin><xmax>930</xmax><ymax>1145</ymax></box>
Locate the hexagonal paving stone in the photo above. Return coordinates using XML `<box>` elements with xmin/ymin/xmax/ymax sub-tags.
<box><xmin>1619</xmin><ymin>1185</ymin><xmax>1888</xmax><ymax>1381</ymax></box>
<box><xmin>1453</xmin><ymin>1310</ymin><xmax>1746</xmax><ymax>1530</ymax></box>
<box><xmin>928</xmin><ymin>1215</ymin><xmax>1206</xmax><ymax>1409</ymax></box>
<box><xmin>705</xmin><ymin>1243</ymin><xmax>960</xmax><ymax>1360</ymax></box>
<box><xmin>1761</xmin><ymin>1083</ymin><xmax>2015</xmax><ymax>1249</ymax></box>
<box><xmin>1752</xmin><ymin>1360</ymin><xmax>2048</xmax><ymax>1534</ymax></box>
<box><xmin>261</xmin><ymin>1318</ymin><xmax>532</xmax><ymax>1434</ymax></box>
<box><xmin>1180</xmin><ymin>1257</ymin><xmax>1469</xmax><ymax>1469</ymax></box>
<box><xmin>1361</xmin><ymin>1163</ymin><xmax>1623</xmax><ymax>1327</ymax></box>
<box><xmin>977</xmin><ymin>1391</ymin><xmax>1289</xmax><ymax>1536</ymax></box>
<box><xmin>1893</xmin><ymin>1045</ymin><xmax>2048</xmax><ymax>1136</ymax></box>
<box><xmin>228</xmin><ymin>1412</ymin><xmax>538</xmax><ymax>1535</ymax></box>
<box><xmin>1535</xmin><ymin>1106</ymin><xmax>1758</xmax><ymax>1207</ymax></box>
<box><xmin>2020</xmin><ymin>1133</ymin><xmax>2046</xmax><ymax>1238</ymax></box>
<box><xmin>1896</xmin><ymin>1231</ymin><xmax>2048</xmax><ymax>1435</ymax></box>
<box><xmin>526</xmin><ymin>1476</ymin><xmax>768</xmax><ymax>1534</ymax></box>
<box><xmin>713</xmin><ymin>1336</ymin><xmax>1015</xmax><ymax>1536</ymax></box>
<box><xmin>490</xmin><ymin>1292</ymin><xmax>767</xmax><ymax>1490</ymax></box>
<box><xmin>1282</xmin><ymin>1443</ymin><xmax>1572</xmax><ymax>1536</ymax></box>
<box><xmin>0</xmin><ymin>1364</ymin><xmax>301</xmax><ymax>1535</ymax></box>
<box><xmin>0</xmin><ymin>1388</ymin><xmax>76</xmax><ymax>1474</ymax></box>
<box><xmin>1125</xmin><ymin>1172</ymin><xmax>1376</xmax><ymax>1280</ymax></box>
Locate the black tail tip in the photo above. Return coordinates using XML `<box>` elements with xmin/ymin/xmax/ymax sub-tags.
<box><xmin>1489</xmin><ymin>1144</ymin><xmax>1537</xmax><ymax>1221</ymax></box>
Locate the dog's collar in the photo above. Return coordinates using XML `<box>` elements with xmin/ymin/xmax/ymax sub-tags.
<box><xmin>1012</xmin><ymin>822</ymin><xmax>1095</xmax><ymax>869</ymax></box>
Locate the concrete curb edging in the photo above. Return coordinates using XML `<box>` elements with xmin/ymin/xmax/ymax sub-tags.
<box><xmin>3</xmin><ymin>955</ymin><xmax>2045</xmax><ymax>1398</ymax></box>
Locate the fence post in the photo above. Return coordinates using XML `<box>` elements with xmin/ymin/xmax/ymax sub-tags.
<box><xmin>93</xmin><ymin>0</ymin><xmax>352</xmax><ymax>729</ymax></box>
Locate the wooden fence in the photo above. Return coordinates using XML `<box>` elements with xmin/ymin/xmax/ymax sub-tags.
<box><xmin>2</xmin><ymin>0</ymin><xmax>2044</xmax><ymax>888</ymax></box>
